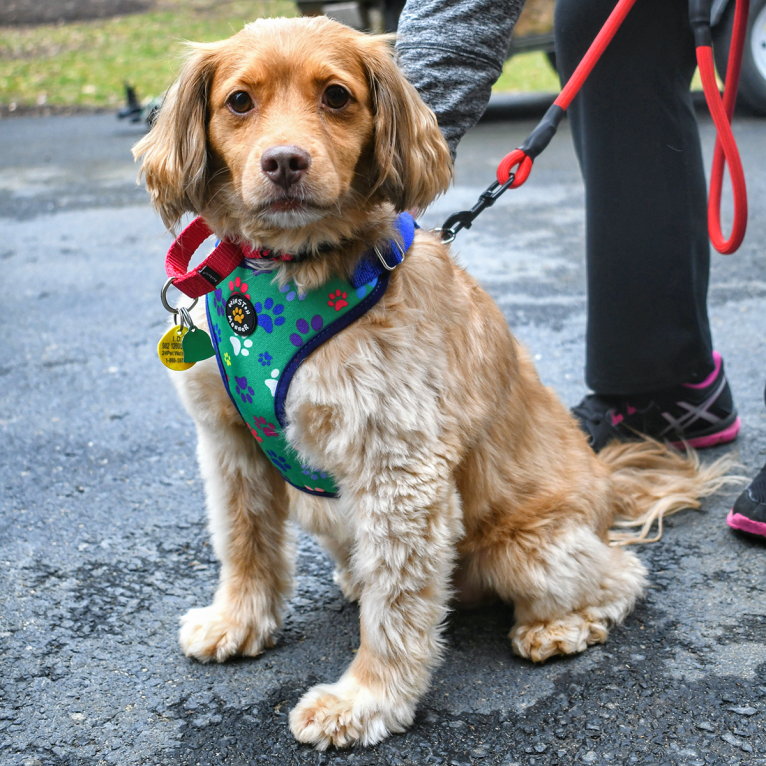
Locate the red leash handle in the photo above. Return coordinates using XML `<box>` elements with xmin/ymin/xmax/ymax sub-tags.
<box><xmin>495</xmin><ymin>0</ymin><xmax>748</xmax><ymax>256</ymax></box>
<box><xmin>696</xmin><ymin>0</ymin><xmax>749</xmax><ymax>254</ymax></box>
<box><xmin>165</xmin><ymin>217</ymin><xmax>244</xmax><ymax>299</ymax></box>
<box><xmin>497</xmin><ymin>149</ymin><xmax>533</xmax><ymax>187</ymax></box>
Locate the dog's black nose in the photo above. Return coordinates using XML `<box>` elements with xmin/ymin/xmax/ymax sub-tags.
<box><xmin>261</xmin><ymin>145</ymin><xmax>310</xmax><ymax>190</ymax></box>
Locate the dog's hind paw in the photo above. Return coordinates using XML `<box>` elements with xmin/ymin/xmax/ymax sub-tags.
<box><xmin>289</xmin><ymin>677</ymin><xmax>413</xmax><ymax>749</ymax></box>
<box><xmin>510</xmin><ymin>613</ymin><xmax>609</xmax><ymax>663</ymax></box>
<box><xmin>179</xmin><ymin>606</ymin><xmax>276</xmax><ymax>663</ymax></box>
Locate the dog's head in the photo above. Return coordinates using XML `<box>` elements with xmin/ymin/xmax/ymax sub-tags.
<box><xmin>133</xmin><ymin>17</ymin><xmax>452</xmax><ymax>250</ymax></box>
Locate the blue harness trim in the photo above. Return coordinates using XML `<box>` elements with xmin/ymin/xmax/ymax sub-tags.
<box><xmin>275</xmin><ymin>213</ymin><xmax>417</xmax><ymax>430</ymax></box>
<box><xmin>274</xmin><ymin>272</ymin><xmax>390</xmax><ymax>430</ymax></box>
<box><xmin>350</xmin><ymin>212</ymin><xmax>417</xmax><ymax>288</ymax></box>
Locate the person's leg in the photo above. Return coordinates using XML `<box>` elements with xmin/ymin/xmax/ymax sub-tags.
<box><xmin>555</xmin><ymin>0</ymin><xmax>739</xmax><ymax>450</ymax></box>
<box><xmin>556</xmin><ymin>0</ymin><xmax>713</xmax><ymax>392</ymax></box>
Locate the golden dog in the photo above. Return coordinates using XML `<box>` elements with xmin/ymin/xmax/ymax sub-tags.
<box><xmin>134</xmin><ymin>16</ymin><xmax>729</xmax><ymax>749</ymax></box>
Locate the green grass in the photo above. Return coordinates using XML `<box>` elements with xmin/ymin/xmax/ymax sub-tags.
<box><xmin>492</xmin><ymin>50</ymin><xmax>712</xmax><ymax>93</ymax></box>
<box><xmin>493</xmin><ymin>51</ymin><xmax>560</xmax><ymax>94</ymax></box>
<box><xmin>0</xmin><ymin>0</ymin><xmax>297</xmax><ymax>108</ymax></box>
<box><xmin>0</xmin><ymin>5</ymin><xmax>560</xmax><ymax>110</ymax></box>
<box><xmin>6</xmin><ymin>8</ymin><xmax>701</xmax><ymax>109</ymax></box>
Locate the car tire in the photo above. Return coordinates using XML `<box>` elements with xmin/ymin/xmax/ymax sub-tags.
<box><xmin>713</xmin><ymin>0</ymin><xmax>766</xmax><ymax>116</ymax></box>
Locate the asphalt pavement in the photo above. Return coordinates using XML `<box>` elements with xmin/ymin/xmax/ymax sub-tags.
<box><xmin>1</xmin><ymin>103</ymin><xmax>766</xmax><ymax>766</ymax></box>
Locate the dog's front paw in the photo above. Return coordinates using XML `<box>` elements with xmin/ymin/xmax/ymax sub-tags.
<box><xmin>289</xmin><ymin>677</ymin><xmax>413</xmax><ymax>750</ymax></box>
<box><xmin>179</xmin><ymin>606</ymin><xmax>276</xmax><ymax>663</ymax></box>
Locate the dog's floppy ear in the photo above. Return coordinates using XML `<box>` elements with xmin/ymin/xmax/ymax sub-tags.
<box><xmin>360</xmin><ymin>36</ymin><xmax>453</xmax><ymax>213</ymax></box>
<box><xmin>132</xmin><ymin>42</ymin><xmax>223</xmax><ymax>229</ymax></box>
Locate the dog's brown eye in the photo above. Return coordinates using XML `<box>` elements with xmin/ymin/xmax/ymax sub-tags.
<box><xmin>323</xmin><ymin>85</ymin><xmax>350</xmax><ymax>110</ymax></box>
<box><xmin>227</xmin><ymin>91</ymin><xmax>253</xmax><ymax>114</ymax></box>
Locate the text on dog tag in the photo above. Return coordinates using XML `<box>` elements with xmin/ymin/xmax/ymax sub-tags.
<box><xmin>158</xmin><ymin>325</ymin><xmax>195</xmax><ymax>371</ymax></box>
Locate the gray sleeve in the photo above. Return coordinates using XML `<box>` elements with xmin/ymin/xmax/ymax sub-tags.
<box><xmin>395</xmin><ymin>0</ymin><xmax>525</xmax><ymax>157</ymax></box>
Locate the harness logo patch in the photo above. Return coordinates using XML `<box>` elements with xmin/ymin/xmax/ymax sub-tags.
<box><xmin>225</xmin><ymin>295</ymin><xmax>257</xmax><ymax>336</ymax></box>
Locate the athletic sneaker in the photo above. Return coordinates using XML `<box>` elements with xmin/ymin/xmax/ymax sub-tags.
<box><xmin>727</xmin><ymin>462</ymin><xmax>766</xmax><ymax>539</ymax></box>
<box><xmin>572</xmin><ymin>351</ymin><xmax>740</xmax><ymax>452</ymax></box>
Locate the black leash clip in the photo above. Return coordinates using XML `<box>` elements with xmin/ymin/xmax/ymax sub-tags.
<box><xmin>437</xmin><ymin>173</ymin><xmax>516</xmax><ymax>244</ymax></box>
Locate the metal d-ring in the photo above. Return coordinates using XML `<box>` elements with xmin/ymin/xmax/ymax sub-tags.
<box><xmin>434</xmin><ymin>227</ymin><xmax>456</xmax><ymax>245</ymax></box>
<box><xmin>161</xmin><ymin>277</ymin><xmax>198</xmax><ymax>315</ymax></box>
<box><xmin>373</xmin><ymin>241</ymin><xmax>405</xmax><ymax>271</ymax></box>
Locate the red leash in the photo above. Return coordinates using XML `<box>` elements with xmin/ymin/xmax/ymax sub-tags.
<box><xmin>443</xmin><ymin>0</ymin><xmax>749</xmax><ymax>254</ymax></box>
<box><xmin>497</xmin><ymin>0</ymin><xmax>640</xmax><ymax>190</ymax></box>
<box><xmin>694</xmin><ymin>0</ymin><xmax>749</xmax><ymax>253</ymax></box>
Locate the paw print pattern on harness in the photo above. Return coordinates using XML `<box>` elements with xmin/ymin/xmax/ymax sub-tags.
<box><xmin>267</xmin><ymin>450</ymin><xmax>291</xmax><ymax>473</ymax></box>
<box><xmin>253</xmin><ymin>416</ymin><xmax>278</xmax><ymax>438</ymax></box>
<box><xmin>279</xmin><ymin>282</ymin><xmax>307</xmax><ymax>302</ymax></box>
<box><xmin>230</xmin><ymin>337</ymin><xmax>253</xmax><ymax>356</ymax></box>
<box><xmin>265</xmin><ymin>368</ymin><xmax>279</xmax><ymax>397</ymax></box>
<box><xmin>254</xmin><ymin>297</ymin><xmax>286</xmax><ymax>333</ymax></box>
<box><xmin>213</xmin><ymin>288</ymin><xmax>225</xmax><ymax>316</ymax></box>
<box><xmin>327</xmin><ymin>289</ymin><xmax>348</xmax><ymax>311</ymax></box>
<box><xmin>290</xmin><ymin>315</ymin><xmax>324</xmax><ymax>347</ymax></box>
<box><xmin>229</xmin><ymin>275</ymin><xmax>250</xmax><ymax>299</ymax></box>
<box><xmin>234</xmin><ymin>376</ymin><xmax>254</xmax><ymax>404</ymax></box>
<box><xmin>302</xmin><ymin>465</ymin><xmax>328</xmax><ymax>481</ymax></box>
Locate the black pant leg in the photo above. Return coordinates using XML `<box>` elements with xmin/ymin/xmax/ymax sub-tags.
<box><xmin>554</xmin><ymin>0</ymin><xmax>715</xmax><ymax>396</ymax></box>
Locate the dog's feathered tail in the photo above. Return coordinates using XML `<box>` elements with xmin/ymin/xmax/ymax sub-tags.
<box><xmin>599</xmin><ymin>439</ymin><xmax>742</xmax><ymax>545</ymax></box>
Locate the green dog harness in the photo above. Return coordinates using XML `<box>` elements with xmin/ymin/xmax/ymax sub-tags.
<box><xmin>205</xmin><ymin>213</ymin><xmax>416</xmax><ymax>497</ymax></box>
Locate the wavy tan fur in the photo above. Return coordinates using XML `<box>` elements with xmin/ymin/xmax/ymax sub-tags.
<box><xmin>133</xmin><ymin>17</ymin><xmax>733</xmax><ymax>750</ymax></box>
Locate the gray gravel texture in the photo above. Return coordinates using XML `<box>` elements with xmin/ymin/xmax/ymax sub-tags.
<box><xmin>1</xmin><ymin>106</ymin><xmax>766</xmax><ymax>766</ymax></box>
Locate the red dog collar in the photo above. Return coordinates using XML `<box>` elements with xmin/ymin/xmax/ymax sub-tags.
<box><xmin>165</xmin><ymin>217</ymin><xmax>294</xmax><ymax>300</ymax></box>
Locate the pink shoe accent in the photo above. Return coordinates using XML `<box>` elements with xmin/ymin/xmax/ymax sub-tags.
<box><xmin>626</xmin><ymin>404</ymin><xmax>636</xmax><ymax>415</ymax></box>
<box><xmin>684</xmin><ymin>351</ymin><xmax>722</xmax><ymax>390</ymax></box>
<box><xmin>727</xmin><ymin>508</ymin><xmax>766</xmax><ymax>537</ymax></box>
<box><xmin>611</xmin><ymin>412</ymin><xmax>624</xmax><ymax>425</ymax></box>
<box><xmin>670</xmin><ymin>416</ymin><xmax>741</xmax><ymax>449</ymax></box>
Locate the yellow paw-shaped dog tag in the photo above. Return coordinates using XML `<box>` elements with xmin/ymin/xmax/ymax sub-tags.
<box><xmin>158</xmin><ymin>325</ymin><xmax>195</xmax><ymax>371</ymax></box>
